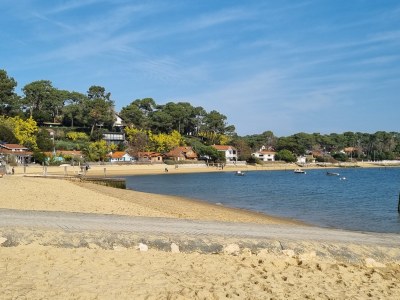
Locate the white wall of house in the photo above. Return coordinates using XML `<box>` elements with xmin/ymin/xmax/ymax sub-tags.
<box><xmin>252</xmin><ymin>151</ymin><xmax>276</xmax><ymax>162</ymax></box>
<box><xmin>297</xmin><ymin>156</ymin><xmax>307</xmax><ymax>164</ymax></box>
<box><xmin>114</xmin><ymin>114</ymin><xmax>124</xmax><ymax>127</ymax></box>
<box><xmin>224</xmin><ymin>148</ymin><xmax>237</xmax><ymax>161</ymax></box>
<box><xmin>297</xmin><ymin>155</ymin><xmax>316</xmax><ymax>164</ymax></box>
<box><xmin>212</xmin><ymin>145</ymin><xmax>238</xmax><ymax>161</ymax></box>
<box><xmin>110</xmin><ymin>153</ymin><xmax>134</xmax><ymax>163</ymax></box>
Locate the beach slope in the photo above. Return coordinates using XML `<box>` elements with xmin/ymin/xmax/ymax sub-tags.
<box><xmin>1</xmin><ymin>175</ymin><xmax>399</xmax><ymax>299</ymax></box>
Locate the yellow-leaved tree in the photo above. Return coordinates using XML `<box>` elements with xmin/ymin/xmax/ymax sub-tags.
<box><xmin>149</xmin><ymin>130</ymin><xmax>183</xmax><ymax>152</ymax></box>
<box><xmin>218</xmin><ymin>134</ymin><xmax>231</xmax><ymax>146</ymax></box>
<box><xmin>198</xmin><ymin>131</ymin><xmax>231</xmax><ymax>145</ymax></box>
<box><xmin>65</xmin><ymin>131</ymin><xmax>89</xmax><ymax>141</ymax></box>
<box><xmin>0</xmin><ymin>116</ymin><xmax>38</xmax><ymax>149</ymax></box>
<box><xmin>124</xmin><ymin>127</ymin><xmax>150</xmax><ymax>156</ymax></box>
<box><xmin>83</xmin><ymin>140</ymin><xmax>110</xmax><ymax>162</ymax></box>
<box><xmin>125</xmin><ymin>127</ymin><xmax>183</xmax><ymax>154</ymax></box>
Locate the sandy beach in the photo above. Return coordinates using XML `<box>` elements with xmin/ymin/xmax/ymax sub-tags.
<box><xmin>1</xmin><ymin>167</ymin><xmax>400</xmax><ymax>299</ymax></box>
<box><xmin>10</xmin><ymin>161</ymin><xmax>296</xmax><ymax>177</ymax></box>
<box><xmin>9</xmin><ymin>160</ymin><xmax>398</xmax><ymax>179</ymax></box>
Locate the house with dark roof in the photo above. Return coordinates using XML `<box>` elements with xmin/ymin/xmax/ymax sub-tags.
<box><xmin>165</xmin><ymin>146</ymin><xmax>198</xmax><ymax>161</ymax></box>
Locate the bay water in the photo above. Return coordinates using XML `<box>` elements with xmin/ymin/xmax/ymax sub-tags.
<box><xmin>125</xmin><ymin>167</ymin><xmax>400</xmax><ymax>233</ymax></box>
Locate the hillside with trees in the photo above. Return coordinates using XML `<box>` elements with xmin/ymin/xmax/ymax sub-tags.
<box><xmin>1</xmin><ymin>69</ymin><xmax>399</xmax><ymax>165</ymax></box>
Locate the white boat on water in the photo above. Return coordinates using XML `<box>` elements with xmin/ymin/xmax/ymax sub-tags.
<box><xmin>235</xmin><ymin>170</ymin><xmax>245</xmax><ymax>176</ymax></box>
<box><xmin>294</xmin><ymin>169</ymin><xmax>306</xmax><ymax>174</ymax></box>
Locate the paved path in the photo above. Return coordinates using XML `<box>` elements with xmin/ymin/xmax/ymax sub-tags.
<box><xmin>1</xmin><ymin>208</ymin><xmax>399</xmax><ymax>246</ymax></box>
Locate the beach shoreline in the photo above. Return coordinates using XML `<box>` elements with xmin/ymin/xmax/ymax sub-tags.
<box><xmin>0</xmin><ymin>175</ymin><xmax>303</xmax><ymax>226</ymax></box>
<box><xmin>10</xmin><ymin>160</ymin><xmax>399</xmax><ymax>178</ymax></box>
<box><xmin>1</xmin><ymin>169</ymin><xmax>400</xmax><ymax>299</ymax></box>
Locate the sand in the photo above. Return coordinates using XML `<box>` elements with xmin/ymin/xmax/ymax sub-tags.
<box><xmin>0</xmin><ymin>175</ymin><xmax>297</xmax><ymax>224</ymax></box>
<box><xmin>11</xmin><ymin>162</ymin><xmax>296</xmax><ymax>177</ymax></box>
<box><xmin>1</xmin><ymin>167</ymin><xmax>400</xmax><ymax>299</ymax></box>
<box><xmin>1</xmin><ymin>242</ymin><xmax>399</xmax><ymax>299</ymax></box>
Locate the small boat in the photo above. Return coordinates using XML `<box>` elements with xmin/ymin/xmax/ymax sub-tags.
<box><xmin>294</xmin><ymin>169</ymin><xmax>306</xmax><ymax>174</ymax></box>
<box><xmin>326</xmin><ymin>172</ymin><xmax>340</xmax><ymax>176</ymax></box>
<box><xmin>235</xmin><ymin>170</ymin><xmax>245</xmax><ymax>176</ymax></box>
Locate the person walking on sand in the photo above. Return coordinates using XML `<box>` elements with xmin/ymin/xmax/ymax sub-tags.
<box><xmin>12</xmin><ymin>167</ymin><xmax>15</xmax><ymax>175</ymax></box>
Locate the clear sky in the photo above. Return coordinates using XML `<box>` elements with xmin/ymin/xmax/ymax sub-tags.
<box><xmin>1</xmin><ymin>0</ymin><xmax>399</xmax><ymax>136</ymax></box>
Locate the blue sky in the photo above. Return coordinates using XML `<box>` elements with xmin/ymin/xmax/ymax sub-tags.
<box><xmin>1</xmin><ymin>0</ymin><xmax>399</xmax><ymax>136</ymax></box>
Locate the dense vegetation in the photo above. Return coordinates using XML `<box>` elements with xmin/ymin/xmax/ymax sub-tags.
<box><xmin>238</xmin><ymin>130</ymin><xmax>400</xmax><ymax>162</ymax></box>
<box><xmin>1</xmin><ymin>69</ymin><xmax>399</xmax><ymax>163</ymax></box>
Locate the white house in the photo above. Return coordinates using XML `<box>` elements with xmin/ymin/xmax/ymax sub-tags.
<box><xmin>113</xmin><ymin>113</ymin><xmax>125</xmax><ymax>128</ymax></box>
<box><xmin>0</xmin><ymin>143</ymin><xmax>32</xmax><ymax>164</ymax></box>
<box><xmin>297</xmin><ymin>156</ymin><xmax>307</xmax><ymax>164</ymax></box>
<box><xmin>297</xmin><ymin>154</ymin><xmax>316</xmax><ymax>164</ymax></box>
<box><xmin>252</xmin><ymin>146</ymin><xmax>276</xmax><ymax>162</ymax></box>
<box><xmin>212</xmin><ymin>145</ymin><xmax>238</xmax><ymax>161</ymax></box>
<box><xmin>108</xmin><ymin>151</ymin><xmax>134</xmax><ymax>163</ymax></box>
<box><xmin>103</xmin><ymin>132</ymin><xmax>125</xmax><ymax>145</ymax></box>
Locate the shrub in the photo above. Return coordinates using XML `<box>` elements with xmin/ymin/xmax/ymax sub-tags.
<box><xmin>275</xmin><ymin>149</ymin><xmax>296</xmax><ymax>162</ymax></box>
<box><xmin>32</xmin><ymin>151</ymin><xmax>47</xmax><ymax>165</ymax></box>
<box><xmin>246</xmin><ymin>156</ymin><xmax>262</xmax><ymax>164</ymax></box>
<box><xmin>331</xmin><ymin>152</ymin><xmax>348</xmax><ymax>162</ymax></box>
<box><xmin>66</xmin><ymin>131</ymin><xmax>89</xmax><ymax>141</ymax></box>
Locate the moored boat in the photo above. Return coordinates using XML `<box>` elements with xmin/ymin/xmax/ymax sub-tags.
<box><xmin>235</xmin><ymin>170</ymin><xmax>245</xmax><ymax>176</ymax></box>
<box><xmin>326</xmin><ymin>172</ymin><xmax>340</xmax><ymax>176</ymax></box>
<box><xmin>294</xmin><ymin>169</ymin><xmax>306</xmax><ymax>174</ymax></box>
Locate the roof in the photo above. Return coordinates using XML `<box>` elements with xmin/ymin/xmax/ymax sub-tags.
<box><xmin>312</xmin><ymin>151</ymin><xmax>324</xmax><ymax>157</ymax></box>
<box><xmin>108</xmin><ymin>151</ymin><xmax>129</xmax><ymax>159</ymax></box>
<box><xmin>0</xmin><ymin>149</ymin><xmax>32</xmax><ymax>155</ymax></box>
<box><xmin>259</xmin><ymin>150</ymin><xmax>276</xmax><ymax>155</ymax></box>
<box><xmin>165</xmin><ymin>146</ymin><xmax>198</xmax><ymax>159</ymax></box>
<box><xmin>138</xmin><ymin>151</ymin><xmax>162</xmax><ymax>158</ymax></box>
<box><xmin>0</xmin><ymin>144</ymin><xmax>28</xmax><ymax>150</ymax></box>
<box><xmin>212</xmin><ymin>145</ymin><xmax>236</xmax><ymax>151</ymax></box>
<box><xmin>344</xmin><ymin>147</ymin><xmax>360</xmax><ymax>152</ymax></box>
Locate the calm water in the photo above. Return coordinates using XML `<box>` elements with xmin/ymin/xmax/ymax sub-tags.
<box><xmin>125</xmin><ymin>168</ymin><xmax>400</xmax><ymax>233</ymax></box>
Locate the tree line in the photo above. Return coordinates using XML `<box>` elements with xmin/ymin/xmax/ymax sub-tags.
<box><xmin>1</xmin><ymin>69</ymin><xmax>399</xmax><ymax>163</ymax></box>
<box><xmin>233</xmin><ymin>131</ymin><xmax>400</xmax><ymax>162</ymax></box>
<box><xmin>0</xmin><ymin>69</ymin><xmax>234</xmax><ymax>141</ymax></box>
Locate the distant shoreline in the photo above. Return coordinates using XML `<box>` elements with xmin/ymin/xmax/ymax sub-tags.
<box><xmin>10</xmin><ymin>161</ymin><xmax>400</xmax><ymax>178</ymax></box>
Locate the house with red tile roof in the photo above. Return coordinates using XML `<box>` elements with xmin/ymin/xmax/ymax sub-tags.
<box><xmin>137</xmin><ymin>152</ymin><xmax>163</xmax><ymax>163</ymax></box>
<box><xmin>107</xmin><ymin>151</ymin><xmax>134</xmax><ymax>163</ymax></box>
<box><xmin>252</xmin><ymin>149</ymin><xmax>276</xmax><ymax>162</ymax></box>
<box><xmin>0</xmin><ymin>143</ymin><xmax>33</xmax><ymax>165</ymax></box>
<box><xmin>211</xmin><ymin>145</ymin><xmax>237</xmax><ymax>162</ymax></box>
<box><xmin>165</xmin><ymin>146</ymin><xmax>198</xmax><ymax>161</ymax></box>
